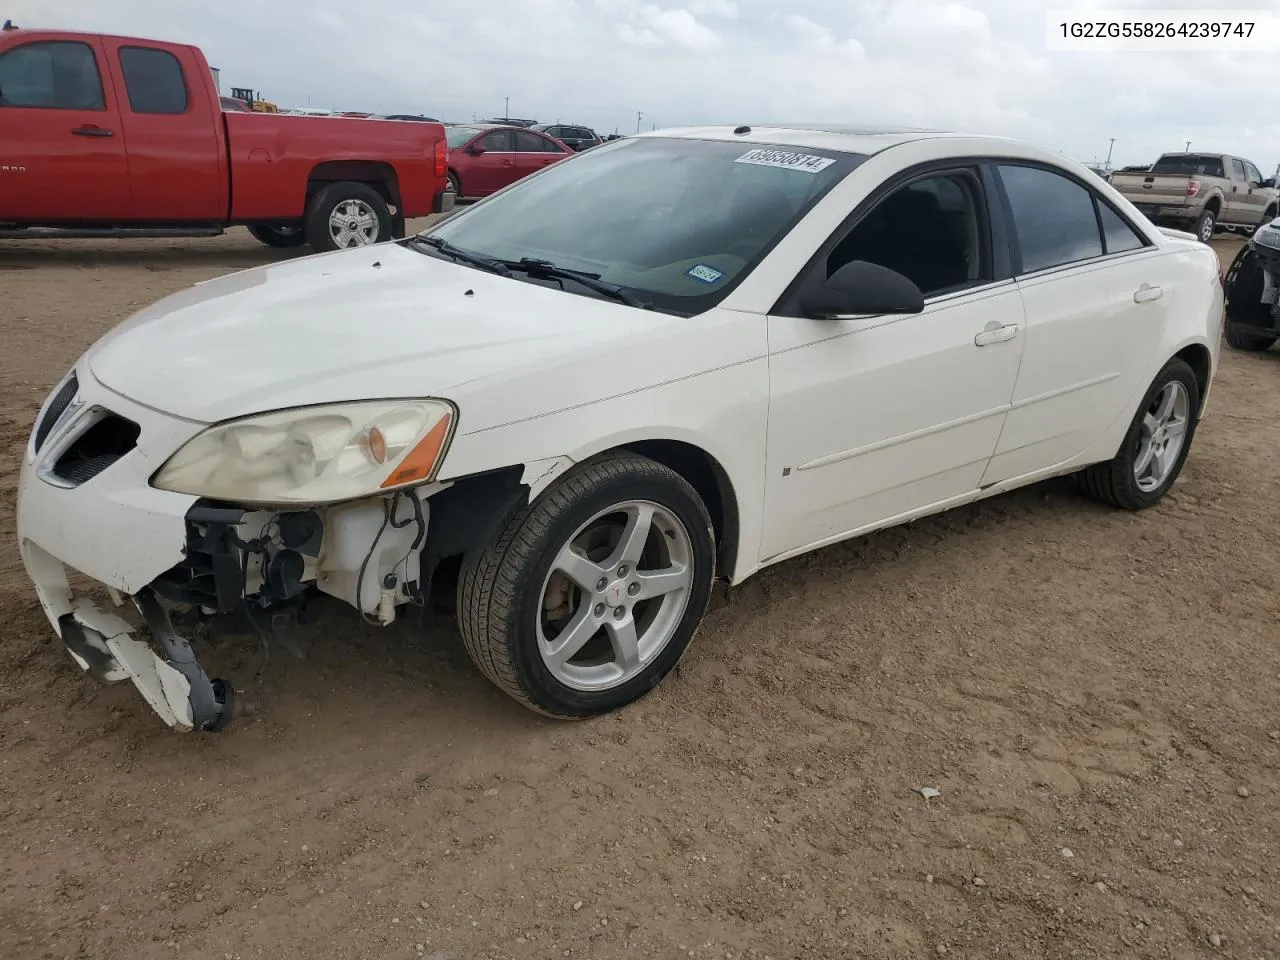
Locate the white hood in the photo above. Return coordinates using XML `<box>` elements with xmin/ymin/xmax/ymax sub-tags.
<box><xmin>85</xmin><ymin>243</ymin><xmax>697</xmax><ymax>426</ymax></box>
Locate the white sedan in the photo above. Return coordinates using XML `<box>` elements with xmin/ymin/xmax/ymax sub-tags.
<box><xmin>17</xmin><ymin>124</ymin><xmax>1223</xmax><ymax>732</ymax></box>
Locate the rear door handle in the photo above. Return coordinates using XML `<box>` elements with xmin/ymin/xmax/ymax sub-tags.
<box><xmin>974</xmin><ymin>321</ymin><xmax>1019</xmax><ymax>346</ymax></box>
<box><xmin>71</xmin><ymin>126</ymin><xmax>113</xmax><ymax>138</ymax></box>
<box><xmin>1133</xmin><ymin>283</ymin><xmax>1163</xmax><ymax>303</ymax></box>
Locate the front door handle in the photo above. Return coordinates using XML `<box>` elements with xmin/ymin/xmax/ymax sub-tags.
<box><xmin>1133</xmin><ymin>283</ymin><xmax>1163</xmax><ymax>303</ymax></box>
<box><xmin>71</xmin><ymin>125</ymin><xmax>113</xmax><ymax>138</ymax></box>
<box><xmin>974</xmin><ymin>321</ymin><xmax>1018</xmax><ymax>346</ymax></box>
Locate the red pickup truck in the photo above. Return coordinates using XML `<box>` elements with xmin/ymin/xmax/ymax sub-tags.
<box><xmin>0</xmin><ymin>28</ymin><xmax>452</xmax><ymax>251</ymax></box>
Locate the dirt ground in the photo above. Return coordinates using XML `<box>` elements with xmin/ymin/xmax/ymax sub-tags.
<box><xmin>1</xmin><ymin>225</ymin><xmax>1277</xmax><ymax>960</ymax></box>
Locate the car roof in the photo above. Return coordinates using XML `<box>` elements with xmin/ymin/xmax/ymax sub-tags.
<box><xmin>637</xmin><ymin>123</ymin><xmax>1015</xmax><ymax>156</ymax></box>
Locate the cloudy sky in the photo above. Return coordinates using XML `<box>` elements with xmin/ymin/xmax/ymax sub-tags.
<box><xmin>16</xmin><ymin>0</ymin><xmax>1280</xmax><ymax>170</ymax></box>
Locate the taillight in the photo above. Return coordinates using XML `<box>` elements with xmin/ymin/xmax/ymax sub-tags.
<box><xmin>433</xmin><ymin>138</ymin><xmax>447</xmax><ymax>178</ymax></box>
<box><xmin>1186</xmin><ymin>179</ymin><xmax>1201</xmax><ymax>198</ymax></box>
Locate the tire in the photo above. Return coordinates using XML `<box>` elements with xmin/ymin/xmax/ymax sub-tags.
<box><xmin>303</xmin><ymin>181</ymin><xmax>392</xmax><ymax>252</ymax></box>
<box><xmin>1224</xmin><ymin>245</ymin><xmax>1278</xmax><ymax>352</ymax></box>
<box><xmin>1193</xmin><ymin>207</ymin><xmax>1217</xmax><ymax>244</ymax></box>
<box><xmin>246</xmin><ymin>224</ymin><xmax>307</xmax><ymax>248</ymax></box>
<box><xmin>457</xmin><ymin>452</ymin><xmax>716</xmax><ymax>718</ymax></box>
<box><xmin>1261</xmin><ymin>206</ymin><xmax>1277</xmax><ymax>228</ymax></box>
<box><xmin>446</xmin><ymin>171</ymin><xmax>462</xmax><ymax>202</ymax></box>
<box><xmin>1079</xmin><ymin>357</ymin><xmax>1200</xmax><ymax>511</ymax></box>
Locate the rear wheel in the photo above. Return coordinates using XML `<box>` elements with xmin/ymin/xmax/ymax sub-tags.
<box><xmin>246</xmin><ymin>223</ymin><xmax>307</xmax><ymax>248</ymax></box>
<box><xmin>1194</xmin><ymin>207</ymin><xmax>1217</xmax><ymax>244</ymax></box>
<box><xmin>304</xmin><ymin>181</ymin><xmax>392</xmax><ymax>252</ymax></box>
<box><xmin>1079</xmin><ymin>358</ymin><xmax>1200</xmax><ymax>510</ymax></box>
<box><xmin>457</xmin><ymin>452</ymin><xmax>716</xmax><ymax>718</ymax></box>
<box><xmin>446</xmin><ymin>171</ymin><xmax>462</xmax><ymax>202</ymax></box>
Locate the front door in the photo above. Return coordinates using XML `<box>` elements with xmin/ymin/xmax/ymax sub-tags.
<box><xmin>468</xmin><ymin>129</ymin><xmax>518</xmax><ymax>195</ymax></box>
<box><xmin>761</xmin><ymin>168</ymin><xmax>1026</xmax><ymax>562</ymax></box>
<box><xmin>0</xmin><ymin>35</ymin><xmax>131</xmax><ymax>221</ymax></box>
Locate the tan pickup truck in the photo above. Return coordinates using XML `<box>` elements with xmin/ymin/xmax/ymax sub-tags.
<box><xmin>1110</xmin><ymin>152</ymin><xmax>1278</xmax><ymax>244</ymax></box>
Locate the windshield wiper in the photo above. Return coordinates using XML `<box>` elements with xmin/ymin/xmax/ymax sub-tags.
<box><xmin>407</xmin><ymin>235</ymin><xmax>511</xmax><ymax>276</ymax></box>
<box><xmin>502</xmin><ymin>257</ymin><xmax>651</xmax><ymax>309</ymax></box>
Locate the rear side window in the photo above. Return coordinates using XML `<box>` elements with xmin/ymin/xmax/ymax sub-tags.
<box><xmin>1230</xmin><ymin>158</ymin><xmax>1247</xmax><ymax>181</ymax></box>
<box><xmin>118</xmin><ymin>46</ymin><xmax>187</xmax><ymax>114</ymax></box>
<box><xmin>0</xmin><ymin>41</ymin><xmax>104</xmax><ymax>109</ymax></box>
<box><xmin>998</xmin><ymin>164</ymin><xmax>1103</xmax><ymax>273</ymax></box>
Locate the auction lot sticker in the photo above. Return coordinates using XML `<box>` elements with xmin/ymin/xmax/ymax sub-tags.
<box><xmin>734</xmin><ymin>148</ymin><xmax>835</xmax><ymax>173</ymax></box>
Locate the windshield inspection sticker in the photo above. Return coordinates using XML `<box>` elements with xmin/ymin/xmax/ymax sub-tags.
<box><xmin>734</xmin><ymin>148</ymin><xmax>835</xmax><ymax>173</ymax></box>
<box><xmin>686</xmin><ymin>263</ymin><xmax>725</xmax><ymax>284</ymax></box>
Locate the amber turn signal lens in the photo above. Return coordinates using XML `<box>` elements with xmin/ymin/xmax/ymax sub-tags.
<box><xmin>381</xmin><ymin>414</ymin><xmax>451</xmax><ymax>488</ymax></box>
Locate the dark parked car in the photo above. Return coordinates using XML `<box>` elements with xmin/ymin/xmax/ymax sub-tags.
<box><xmin>372</xmin><ymin>114</ymin><xmax>441</xmax><ymax>122</ymax></box>
<box><xmin>530</xmin><ymin>123</ymin><xmax>602</xmax><ymax>152</ymax></box>
<box><xmin>444</xmin><ymin>124</ymin><xmax>572</xmax><ymax>199</ymax></box>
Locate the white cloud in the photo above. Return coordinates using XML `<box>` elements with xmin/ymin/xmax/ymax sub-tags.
<box><xmin>12</xmin><ymin>0</ymin><xmax>1280</xmax><ymax>167</ymax></box>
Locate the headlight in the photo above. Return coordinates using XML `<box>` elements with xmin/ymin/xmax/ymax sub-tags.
<box><xmin>152</xmin><ymin>400</ymin><xmax>456</xmax><ymax>505</ymax></box>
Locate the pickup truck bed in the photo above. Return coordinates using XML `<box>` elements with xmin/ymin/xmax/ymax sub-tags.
<box><xmin>1110</xmin><ymin>152</ymin><xmax>1278</xmax><ymax>245</ymax></box>
<box><xmin>0</xmin><ymin>29</ymin><xmax>452</xmax><ymax>251</ymax></box>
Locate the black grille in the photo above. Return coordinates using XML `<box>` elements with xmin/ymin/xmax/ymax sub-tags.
<box><xmin>33</xmin><ymin>372</ymin><xmax>78</xmax><ymax>453</ymax></box>
<box><xmin>51</xmin><ymin>414</ymin><xmax>140</xmax><ymax>486</ymax></box>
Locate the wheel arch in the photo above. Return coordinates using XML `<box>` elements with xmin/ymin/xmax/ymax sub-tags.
<box><xmin>1203</xmin><ymin>195</ymin><xmax>1222</xmax><ymax>216</ymax></box>
<box><xmin>306</xmin><ymin>160</ymin><xmax>401</xmax><ymax>210</ymax></box>
<box><xmin>1173</xmin><ymin>341</ymin><xmax>1213</xmax><ymax>416</ymax></box>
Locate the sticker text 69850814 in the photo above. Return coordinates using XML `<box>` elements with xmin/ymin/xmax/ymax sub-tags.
<box><xmin>734</xmin><ymin>148</ymin><xmax>836</xmax><ymax>174</ymax></box>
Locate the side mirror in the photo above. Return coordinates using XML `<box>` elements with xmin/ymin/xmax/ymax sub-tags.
<box><xmin>468</xmin><ymin>143</ymin><xmax>487</xmax><ymax>156</ymax></box>
<box><xmin>799</xmin><ymin>260</ymin><xmax>925</xmax><ymax>319</ymax></box>
<box><xmin>1262</xmin><ymin>178</ymin><xmax>1275</xmax><ymax>189</ymax></box>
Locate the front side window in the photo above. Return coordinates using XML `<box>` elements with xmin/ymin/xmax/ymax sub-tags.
<box><xmin>422</xmin><ymin>138</ymin><xmax>862</xmax><ymax>314</ymax></box>
<box><xmin>118</xmin><ymin>46</ymin><xmax>187</xmax><ymax>114</ymax></box>
<box><xmin>1230</xmin><ymin>158</ymin><xmax>1247</xmax><ymax>181</ymax></box>
<box><xmin>999</xmin><ymin>164</ymin><xmax>1103</xmax><ymax>273</ymax></box>
<box><xmin>0</xmin><ymin>41</ymin><xmax>103</xmax><ymax>110</ymax></box>
<box><xmin>1245</xmin><ymin>160</ymin><xmax>1263</xmax><ymax>184</ymax></box>
<box><xmin>478</xmin><ymin>130</ymin><xmax>514</xmax><ymax>152</ymax></box>
<box><xmin>826</xmin><ymin>172</ymin><xmax>989</xmax><ymax>297</ymax></box>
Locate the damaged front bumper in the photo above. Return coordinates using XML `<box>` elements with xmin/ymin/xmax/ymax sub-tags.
<box><xmin>16</xmin><ymin>367</ymin><xmax>438</xmax><ymax>732</ymax></box>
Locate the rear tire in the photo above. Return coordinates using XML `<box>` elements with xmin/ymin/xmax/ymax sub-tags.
<box><xmin>446</xmin><ymin>171</ymin><xmax>462</xmax><ymax>202</ymax></box>
<box><xmin>1194</xmin><ymin>208</ymin><xmax>1217</xmax><ymax>244</ymax></box>
<box><xmin>456</xmin><ymin>452</ymin><xmax>716</xmax><ymax>719</ymax></box>
<box><xmin>1079</xmin><ymin>358</ymin><xmax>1200</xmax><ymax>510</ymax></box>
<box><xmin>246</xmin><ymin>224</ymin><xmax>307</xmax><ymax>248</ymax></box>
<box><xmin>304</xmin><ymin>181</ymin><xmax>392</xmax><ymax>252</ymax></box>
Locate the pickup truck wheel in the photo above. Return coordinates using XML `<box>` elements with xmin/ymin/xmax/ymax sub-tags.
<box><xmin>446</xmin><ymin>172</ymin><xmax>462</xmax><ymax>201</ymax></box>
<box><xmin>1194</xmin><ymin>208</ymin><xmax>1217</xmax><ymax>244</ymax></box>
<box><xmin>305</xmin><ymin>181</ymin><xmax>392</xmax><ymax>252</ymax></box>
<box><xmin>247</xmin><ymin>224</ymin><xmax>307</xmax><ymax>248</ymax></box>
<box><xmin>1079</xmin><ymin>357</ymin><xmax>1200</xmax><ymax>511</ymax></box>
<box><xmin>456</xmin><ymin>452</ymin><xmax>716</xmax><ymax>718</ymax></box>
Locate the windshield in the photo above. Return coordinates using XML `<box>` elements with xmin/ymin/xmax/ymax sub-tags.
<box><xmin>446</xmin><ymin>124</ymin><xmax>483</xmax><ymax>148</ymax></box>
<box><xmin>420</xmin><ymin>136</ymin><xmax>863</xmax><ymax>314</ymax></box>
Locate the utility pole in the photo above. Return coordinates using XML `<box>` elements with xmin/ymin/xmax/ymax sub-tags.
<box><xmin>635</xmin><ymin>111</ymin><xmax>643</xmax><ymax>133</ymax></box>
<box><xmin>504</xmin><ymin>96</ymin><xmax>510</xmax><ymax>119</ymax></box>
<box><xmin>1105</xmin><ymin>137</ymin><xmax>1116</xmax><ymax>169</ymax></box>
<box><xmin>1184</xmin><ymin>139</ymin><xmax>1192</xmax><ymax>152</ymax></box>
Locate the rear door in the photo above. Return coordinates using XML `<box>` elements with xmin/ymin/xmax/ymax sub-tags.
<box><xmin>0</xmin><ymin>35</ymin><xmax>130</xmax><ymax>221</ymax></box>
<box><xmin>102</xmin><ymin>40</ymin><xmax>224</xmax><ymax>221</ymax></box>
<box><xmin>982</xmin><ymin>161</ymin><xmax>1173</xmax><ymax>484</ymax></box>
<box><xmin>1226</xmin><ymin>157</ymin><xmax>1252</xmax><ymax>222</ymax></box>
<box><xmin>1240</xmin><ymin>158</ymin><xmax>1270</xmax><ymax>225</ymax></box>
<box><xmin>513</xmin><ymin>129</ymin><xmax>569</xmax><ymax>179</ymax></box>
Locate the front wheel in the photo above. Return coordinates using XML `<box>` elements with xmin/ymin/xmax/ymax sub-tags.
<box><xmin>1079</xmin><ymin>357</ymin><xmax>1200</xmax><ymax>510</ymax></box>
<box><xmin>457</xmin><ymin>452</ymin><xmax>716</xmax><ymax>718</ymax></box>
<box><xmin>1194</xmin><ymin>208</ymin><xmax>1217</xmax><ymax>244</ymax></box>
<box><xmin>246</xmin><ymin>223</ymin><xmax>307</xmax><ymax>248</ymax></box>
<box><xmin>304</xmin><ymin>181</ymin><xmax>392</xmax><ymax>252</ymax></box>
